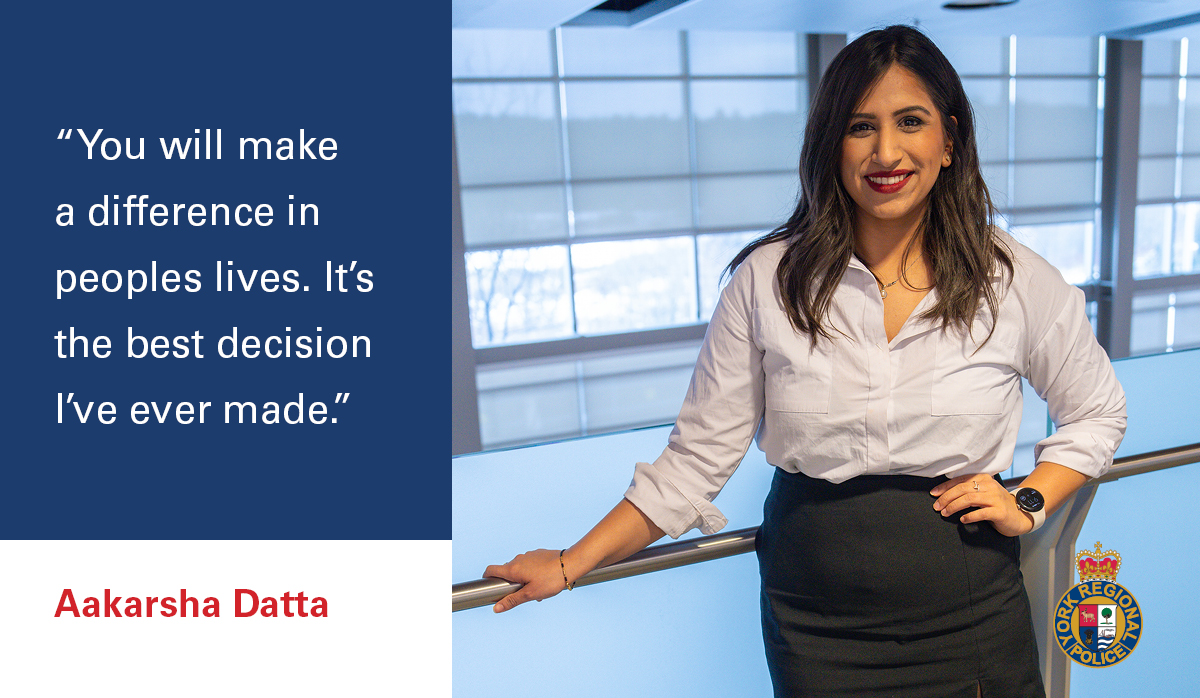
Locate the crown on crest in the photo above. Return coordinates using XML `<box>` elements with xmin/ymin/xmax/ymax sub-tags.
<box><xmin>1076</xmin><ymin>541</ymin><xmax>1122</xmax><ymax>583</ymax></box>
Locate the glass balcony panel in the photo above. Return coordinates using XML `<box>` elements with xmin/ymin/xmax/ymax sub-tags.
<box><xmin>456</xmin><ymin>550</ymin><xmax>769</xmax><ymax>698</ymax></box>
<box><xmin>1072</xmin><ymin>348</ymin><xmax>1200</xmax><ymax>692</ymax></box>
<box><xmin>1108</xmin><ymin>347</ymin><xmax>1195</xmax><ymax>462</ymax></box>
<box><xmin>454</xmin><ymin>425</ymin><xmax>778</xmax><ymax>698</ymax></box>
<box><xmin>1072</xmin><ymin>460</ymin><xmax>1199</xmax><ymax>697</ymax></box>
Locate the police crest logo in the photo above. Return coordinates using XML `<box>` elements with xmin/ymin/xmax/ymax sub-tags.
<box><xmin>1054</xmin><ymin>542</ymin><xmax>1142</xmax><ymax>667</ymax></box>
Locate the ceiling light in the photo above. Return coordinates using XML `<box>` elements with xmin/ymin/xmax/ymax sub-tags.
<box><xmin>943</xmin><ymin>0</ymin><xmax>1019</xmax><ymax>9</ymax></box>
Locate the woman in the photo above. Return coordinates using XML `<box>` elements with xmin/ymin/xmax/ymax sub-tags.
<box><xmin>485</xmin><ymin>26</ymin><xmax>1126</xmax><ymax>698</ymax></box>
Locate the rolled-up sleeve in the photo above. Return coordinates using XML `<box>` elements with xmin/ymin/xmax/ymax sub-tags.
<box><xmin>624</xmin><ymin>255</ymin><xmax>767</xmax><ymax>538</ymax></box>
<box><xmin>1026</xmin><ymin>284</ymin><xmax>1126</xmax><ymax>479</ymax></box>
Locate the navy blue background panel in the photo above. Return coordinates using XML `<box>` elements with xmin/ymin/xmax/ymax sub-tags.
<box><xmin>1</xmin><ymin>2</ymin><xmax>449</xmax><ymax>539</ymax></box>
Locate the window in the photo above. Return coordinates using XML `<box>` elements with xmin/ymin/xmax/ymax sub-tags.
<box><xmin>940</xmin><ymin>36</ymin><xmax>1104</xmax><ymax>284</ymax></box>
<box><xmin>1130</xmin><ymin>38</ymin><xmax>1200</xmax><ymax>354</ymax></box>
<box><xmin>454</xmin><ymin>31</ymin><xmax>1132</xmax><ymax>450</ymax></box>
<box><xmin>454</xmin><ymin>28</ymin><xmax>807</xmax><ymax>449</ymax></box>
<box><xmin>453</xmin><ymin>28</ymin><xmax>807</xmax><ymax>351</ymax></box>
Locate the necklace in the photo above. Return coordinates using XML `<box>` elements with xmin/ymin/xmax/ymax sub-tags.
<box><xmin>867</xmin><ymin>257</ymin><xmax>918</xmax><ymax>300</ymax></box>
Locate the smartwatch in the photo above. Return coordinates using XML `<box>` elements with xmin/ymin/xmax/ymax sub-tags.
<box><xmin>1012</xmin><ymin>487</ymin><xmax>1045</xmax><ymax>532</ymax></box>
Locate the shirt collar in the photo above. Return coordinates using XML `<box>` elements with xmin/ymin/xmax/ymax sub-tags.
<box><xmin>846</xmin><ymin>252</ymin><xmax>1008</xmax><ymax>280</ymax></box>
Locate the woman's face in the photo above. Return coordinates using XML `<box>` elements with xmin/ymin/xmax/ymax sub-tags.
<box><xmin>839</xmin><ymin>64</ymin><xmax>953</xmax><ymax>233</ymax></box>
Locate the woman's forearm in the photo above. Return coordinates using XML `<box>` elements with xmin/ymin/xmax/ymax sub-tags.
<box><xmin>484</xmin><ymin>497</ymin><xmax>665</xmax><ymax>612</ymax></box>
<box><xmin>1014</xmin><ymin>460</ymin><xmax>1090</xmax><ymax>520</ymax></box>
<box><xmin>561</xmin><ymin>498</ymin><xmax>666</xmax><ymax>583</ymax></box>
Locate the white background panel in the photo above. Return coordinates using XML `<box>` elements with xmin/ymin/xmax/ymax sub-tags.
<box><xmin>0</xmin><ymin>541</ymin><xmax>449</xmax><ymax>697</ymax></box>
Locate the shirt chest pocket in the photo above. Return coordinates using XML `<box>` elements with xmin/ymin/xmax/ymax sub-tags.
<box><xmin>755</xmin><ymin>315</ymin><xmax>833</xmax><ymax>414</ymax></box>
<box><xmin>931</xmin><ymin>323</ymin><xmax>1021</xmax><ymax>416</ymax></box>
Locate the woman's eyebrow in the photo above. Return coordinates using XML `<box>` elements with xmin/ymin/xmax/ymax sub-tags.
<box><xmin>849</xmin><ymin>106</ymin><xmax>933</xmax><ymax>120</ymax></box>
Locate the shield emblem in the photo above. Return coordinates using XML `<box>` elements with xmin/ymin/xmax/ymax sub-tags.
<box><xmin>1080</xmin><ymin>625</ymin><xmax>1099</xmax><ymax>651</ymax></box>
<box><xmin>1077</xmin><ymin>604</ymin><xmax>1098</xmax><ymax>626</ymax></box>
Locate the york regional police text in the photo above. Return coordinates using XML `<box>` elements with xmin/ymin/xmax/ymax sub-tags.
<box><xmin>56</xmin><ymin>260</ymin><xmax>373</xmax><ymax>300</ymax></box>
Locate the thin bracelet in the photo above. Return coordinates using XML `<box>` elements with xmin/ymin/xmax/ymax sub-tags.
<box><xmin>559</xmin><ymin>549</ymin><xmax>575</xmax><ymax>591</ymax></box>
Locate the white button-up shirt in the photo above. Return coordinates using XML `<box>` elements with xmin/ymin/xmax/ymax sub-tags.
<box><xmin>625</xmin><ymin>234</ymin><xmax>1126</xmax><ymax>539</ymax></box>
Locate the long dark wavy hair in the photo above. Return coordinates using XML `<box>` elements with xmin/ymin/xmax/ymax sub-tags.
<box><xmin>727</xmin><ymin>25</ymin><xmax>1012</xmax><ymax>342</ymax></box>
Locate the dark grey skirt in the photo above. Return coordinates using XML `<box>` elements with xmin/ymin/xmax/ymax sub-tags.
<box><xmin>757</xmin><ymin>468</ymin><xmax>1046</xmax><ymax>698</ymax></box>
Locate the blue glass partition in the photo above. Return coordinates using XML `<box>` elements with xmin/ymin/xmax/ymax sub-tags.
<box><xmin>453</xmin><ymin>426</ymin><xmax>776</xmax><ymax>698</ymax></box>
<box><xmin>454</xmin><ymin>348</ymin><xmax>1198</xmax><ymax>697</ymax></box>
<box><xmin>1069</xmin><ymin>347</ymin><xmax>1199</xmax><ymax>694</ymax></box>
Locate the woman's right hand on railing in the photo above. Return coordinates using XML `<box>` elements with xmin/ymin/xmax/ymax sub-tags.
<box><xmin>483</xmin><ymin>548</ymin><xmax>573</xmax><ymax>613</ymax></box>
<box><xmin>483</xmin><ymin>498</ymin><xmax>666</xmax><ymax>614</ymax></box>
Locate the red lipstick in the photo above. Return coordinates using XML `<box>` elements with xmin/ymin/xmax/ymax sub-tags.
<box><xmin>865</xmin><ymin>169</ymin><xmax>913</xmax><ymax>194</ymax></box>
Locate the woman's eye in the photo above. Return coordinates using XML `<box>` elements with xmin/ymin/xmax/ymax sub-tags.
<box><xmin>900</xmin><ymin>116</ymin><xmax>924</xmax><ymax>129</ymax></box>
<box><xmin>848</xmin><ymin>122</ymin><xmax>873</xmax><ymax>135</ymax></box>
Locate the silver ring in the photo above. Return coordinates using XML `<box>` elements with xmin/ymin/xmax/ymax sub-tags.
<box><xmin>972</xmin><ymin>480</ymin><xmax>979</xmax><ymax>491</ymax></box>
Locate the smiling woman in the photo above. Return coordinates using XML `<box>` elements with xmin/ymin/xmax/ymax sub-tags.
<box><xmin>840</xmin><ymin>67</ymin><xmax>954</xmax><ymax>233</ymax></box>
<box><xmin>484</xmin><ymin>25</ymin><xmax>1126</xmax><ymax>698</ymax></box>
<box><xmin>727</xmin><ymin>25</ymin><xmax>1010</xmax><ymax>347</ymax></box>
<box><xmin>838</xmin><ymin>65</ymin><xmax>955</xmax><ymax>334</ymax></box>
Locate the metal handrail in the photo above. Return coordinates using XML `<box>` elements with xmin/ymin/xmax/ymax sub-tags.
<box><xmin>452</xmin><ymin>441</ymin><xmax>1200</xmax><ymax>612</ymax></box>
<box><xmin>452</xmin><ymin>527</ymin><xmax>757</xmax><ymax>612</ymax></box>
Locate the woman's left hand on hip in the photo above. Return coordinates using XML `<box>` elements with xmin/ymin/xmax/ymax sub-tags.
<box><xmin>929</xmin><ymin>474</ymin><xmax>1034</xmax><ymax>537</ymax></box>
